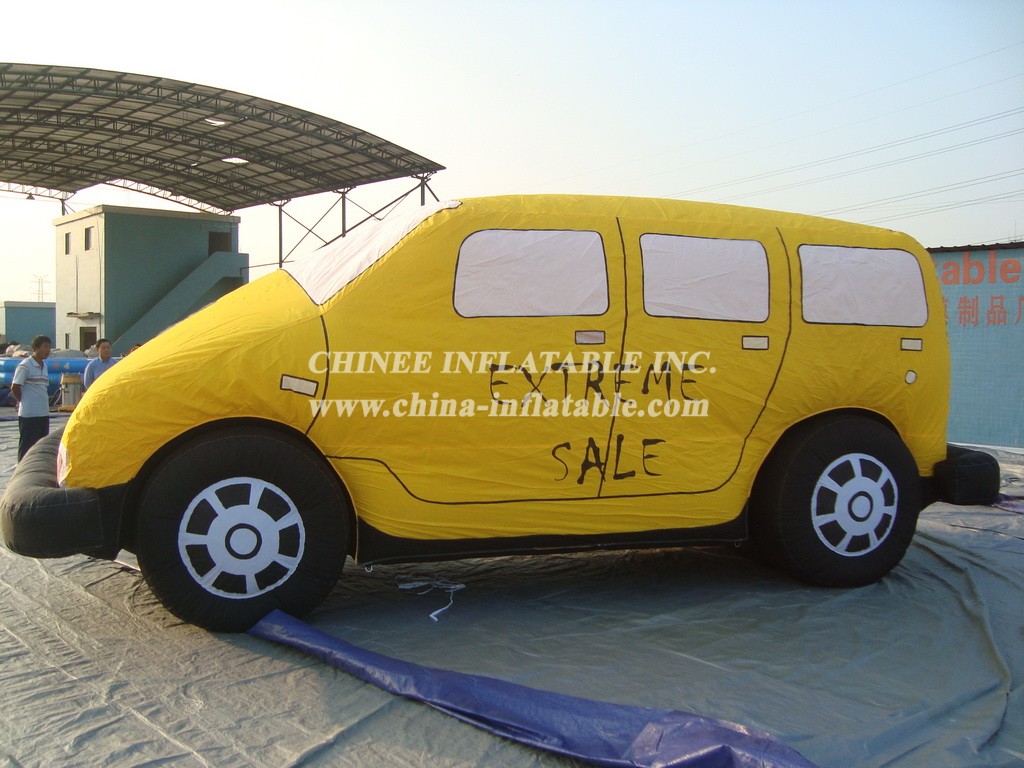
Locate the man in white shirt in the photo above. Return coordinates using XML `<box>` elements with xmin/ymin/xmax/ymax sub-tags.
<box><xmin>83</xmin><ymin>338</ymin><xmax>118</xmax><ymax>390</ymax></box>
<box><xmin>11</xmin><ymin>335</ymin><xmax>52</xmax><ymax>461</ymax></box>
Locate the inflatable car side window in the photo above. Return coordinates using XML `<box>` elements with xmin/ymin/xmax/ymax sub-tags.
<box><xmin>1</xmin><ymin>195</ymin><xmax>1000</xmax><ymax>631</ymax></box>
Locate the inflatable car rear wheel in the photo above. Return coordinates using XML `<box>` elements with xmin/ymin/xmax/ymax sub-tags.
<box><xmin>749</xmin><ymin>415</ymin><xmax>922</xmax><ymax>587</ymax></box>
<box><xmin>136</xmin><ymin>426</ymin><xmax>349</xmax><ymax>631</ymax></box>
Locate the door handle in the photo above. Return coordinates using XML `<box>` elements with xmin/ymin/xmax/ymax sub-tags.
<box><xmin>280</xmin><ymin>374</ymin><xmax>318</xmax><ymax>397</ymax></box>
<box><xmin>575</xmin><ymin>330</ymin><xmax>605</xmax><ymax>345</ymax></box>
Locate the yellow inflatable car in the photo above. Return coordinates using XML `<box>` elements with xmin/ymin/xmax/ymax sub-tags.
<box><xmin>1</xmin><ymin>195</ymin><xmax>999</xmax><ymax>630</ymax></box>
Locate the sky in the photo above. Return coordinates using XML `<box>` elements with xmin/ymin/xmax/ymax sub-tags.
<box><xmin>1</xmin><ymin>0</ymin><xmax>1023</xmax><ymax>303</ymax></box>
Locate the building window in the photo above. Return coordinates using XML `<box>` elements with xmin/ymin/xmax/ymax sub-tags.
<box><xmin>84</xmin><ymin>227</ymin><xmax>94</xmax><ymax>250</ymax></box>
<box><xmin>64</xmin><ymin>232</ymin><xmax>71</xmax><ymax>254</ymax></box>
<box><xmin>208</xmin><ymin>231</ymin><xmax>232</xmax><ymax>255</ymax></box>
<box><xmin>79</xmin><ymin>326</ymin><xmax>97</xmax><ymax>352</ymax></box>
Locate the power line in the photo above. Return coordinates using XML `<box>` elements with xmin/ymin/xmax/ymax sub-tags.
<box><xmin>964</xmin><ymin>232</ymin><xmax>1024</xmax><ymax>246</ymax></box>
<box><xmin>813</xmin><ymin>169</ymin><xmax>1024</xmax><ymax>216</ymax></box>
<box><xmin>672</xmin><ymin>108</ymin><xmax>1024</xmax><ymax>198</ymax></box>
<box><xmin>782</xmin><ymin>40</ymin><xmax>1024</xmax><ymax>118</ymax></box>
<box><xmin>618</xmin><ymin>72</ymin><xmax>1023</xmax><ymax>194</ymax></box>
<box><xmin>711</xmin><ymin>127</ymin><xmax>1024</xmax><ymax>203</ymax></box>
<box><xmin>860</xmin><ymin>189</ymin><xmax>1024</xmax><ymax>224</ymax></box>
<box><xmin>525</xmin><ymin>41</ymin><xmax>1024</xmax><ymax>192</ymax></box>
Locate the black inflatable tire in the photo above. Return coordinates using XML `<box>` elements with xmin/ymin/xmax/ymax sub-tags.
<box><xmin>749</xmin><ymin>415</ymin><xmax>922</xmax><ymax>587</ymax></box>
<box><xmin>136</xmin><ymin>426</ymin><xmax>349</xmax><ymax>631</ymax></box>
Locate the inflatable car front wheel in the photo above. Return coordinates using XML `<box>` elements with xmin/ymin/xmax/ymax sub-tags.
<box><xmin>750</xmin><ymin>415</ymin><xmax>922</xmax><ymax>587</ymax></box>
<box><xmin>136</xmin><ymin>426</ymin><xmax>349</xmax><ymax>631</ymax></box>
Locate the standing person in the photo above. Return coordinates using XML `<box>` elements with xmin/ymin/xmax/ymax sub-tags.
<box><xmin>10</xmin><ymin>334</ymin><xmax>52</xmax><ymax>461</ymax></box>
<box><xmin>83</xmin><ymin>338</ymin><xmax>118</xmax><ymax>390</ymax></box>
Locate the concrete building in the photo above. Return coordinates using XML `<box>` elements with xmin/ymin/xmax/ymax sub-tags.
<box><xmin>54</xmin><ymin>206</ymin><xmax>247</xmax><ymax>354</ymax></box>
<box><xmin>929</xmin><ymin>242</ymin><xmax>1023</xmax><ymax>448</ymax></box>
<box><xmin>0</xmin><ymin>300</ymin><xmax>55</xmax><ymax>347</ymax></box>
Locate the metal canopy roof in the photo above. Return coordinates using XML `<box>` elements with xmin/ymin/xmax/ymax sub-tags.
<box><xmin>0</xmin><ymin>63</ymin><xmax>444</xmax><ymax>213</ymax></box>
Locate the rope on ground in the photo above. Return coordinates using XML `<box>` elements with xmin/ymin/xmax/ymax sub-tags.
<box><xmin>395</xmin><ymin>575</ymin><xmax>466</xmax><ymax>621</ymax></box>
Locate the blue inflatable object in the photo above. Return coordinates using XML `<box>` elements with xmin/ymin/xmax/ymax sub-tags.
<box><xmin>0</xmin><ymin>357</ymin><xmax>91</xmax><ymax>407</ymax></box>
<box><xmin>250</xmin><ymin>610</ymin><xmax>818</xmax><ymax>768</ymax></box>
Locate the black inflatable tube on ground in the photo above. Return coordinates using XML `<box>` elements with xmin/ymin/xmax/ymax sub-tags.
<box><xmin>933</xmin><ymin>444</ymin><xmax>1001</xmax><ymax>506</ymax></box>
<box><xmin>0</xmin><ymin>427</ymin><xmax>124</xmax><ymax>559</ymax></box>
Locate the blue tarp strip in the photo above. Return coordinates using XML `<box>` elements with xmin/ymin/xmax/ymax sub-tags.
<box><xmin>250</xmin><ymin>610</ymin><xmax>818</xmax><ymax>768</ymax></box>
<box><xmin>994</xmin><ymin>493</ymin><xmax>1024</xmax><ymax>513</ymax></box>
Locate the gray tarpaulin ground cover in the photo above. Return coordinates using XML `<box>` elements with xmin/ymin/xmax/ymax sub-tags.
<box><xmin>1</xmin><ymin>413</ymin><xmax>1021</xmax><ymax>767</ymax></box>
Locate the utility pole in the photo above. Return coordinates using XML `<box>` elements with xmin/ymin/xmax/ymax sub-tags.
<box><xmin>32</xmin><ymin>274</ymin><xmax>51</xmax><ymax>301</ymax></box>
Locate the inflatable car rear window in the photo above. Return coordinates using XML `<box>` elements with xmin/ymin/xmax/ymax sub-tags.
<box><xmin>1</xmin><ymin>195</ymin><xmax>1000</xmax><ymax>631</ymax></box>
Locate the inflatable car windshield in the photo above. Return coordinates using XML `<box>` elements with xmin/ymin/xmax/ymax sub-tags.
<box><xmin>1</xmin><ymin>195</ymin><xmax>1000</xmax><ymax>631</ymax></box>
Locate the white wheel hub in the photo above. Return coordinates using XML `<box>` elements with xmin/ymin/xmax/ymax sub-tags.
<box><xmin>178</xmin><ymin>477</ymin><xmax>305</xmax><ymax>598</ymax></box>
<box><xmin>811</xmin><ymin>453</ymin><xmax>898</xmax><ymax>557</ymax></box>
